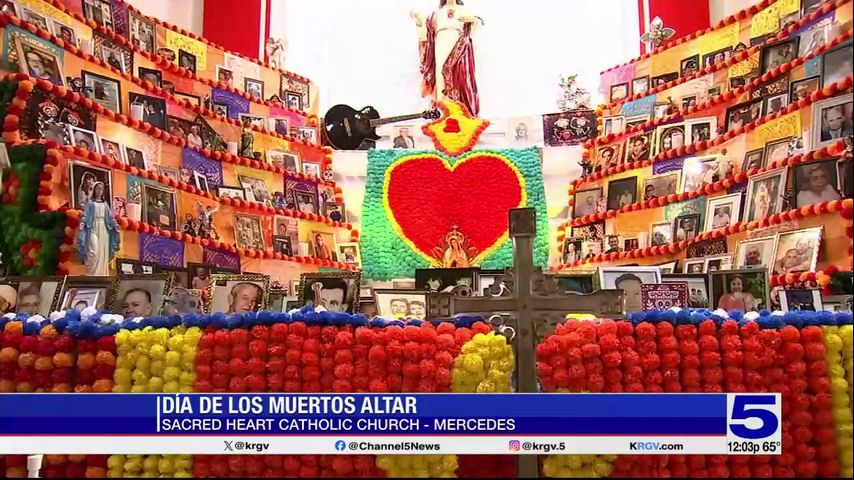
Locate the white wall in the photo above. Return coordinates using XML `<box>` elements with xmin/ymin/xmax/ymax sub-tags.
<box><xmin>270</xmin><ymin>0</ymin><xmax>640</xmax><ymax>119</ymax></box>
<box><xmin>125</xmin><ymin>0</ymin><xmax>205</xmax><ymax>35</ymax></box>
<box><xmin>708</xmin><ymin>0</ymin><xmax>763</xmax><ymax>24</ymax></box>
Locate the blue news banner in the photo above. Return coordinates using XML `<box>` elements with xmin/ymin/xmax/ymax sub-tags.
<box><xmin>0</xmin><ymin>393</ymin><xmax>782</xmax><ymax>455</ymax></box>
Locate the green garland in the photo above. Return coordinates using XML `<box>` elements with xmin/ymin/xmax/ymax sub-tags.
<box><xmin>360</xmin><ymin>147</ymin><xmax>549</xmax><ymax>281</ymax></box>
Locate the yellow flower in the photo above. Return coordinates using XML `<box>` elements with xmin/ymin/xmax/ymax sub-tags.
<box><xmin>823</xmin><ymin>326</ymin><xmax>853</xmax><ymax>476</ymax></box>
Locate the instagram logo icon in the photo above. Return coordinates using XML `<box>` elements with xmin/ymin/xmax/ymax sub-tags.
<box><xmin>508</xmin><ymin>440</ymin><xmax>521</xmax><ymax>451</ymax></box>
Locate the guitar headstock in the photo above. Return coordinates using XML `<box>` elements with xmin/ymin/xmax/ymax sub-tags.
<box><xmin>422</xmin><ymin>109</ymin><xmax>442</xmax><ymax>120</ymax></box>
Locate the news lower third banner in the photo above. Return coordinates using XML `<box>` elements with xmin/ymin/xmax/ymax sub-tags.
<box><xmin>0</xmin><ymin>393</ymin><xmax>781</xmax><ymax>455</ymax></box>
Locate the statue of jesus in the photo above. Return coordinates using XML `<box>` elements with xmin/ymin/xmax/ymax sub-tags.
<box><xmin>411</xmin><ymin>0</ymin><xmax>482</xmax><ymax>117</ymax></box>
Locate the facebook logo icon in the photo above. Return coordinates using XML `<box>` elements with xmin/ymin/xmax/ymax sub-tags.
<box><xmin>335</xmin><ymin>440</ymin><xmax>347</xmax><ymax>451</ymax></box>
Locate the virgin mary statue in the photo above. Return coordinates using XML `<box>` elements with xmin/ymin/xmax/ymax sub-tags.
<box><xmin>412</xmin><ymin>0</ymin><xmax>482</xmax><ymax>116</ymax></box>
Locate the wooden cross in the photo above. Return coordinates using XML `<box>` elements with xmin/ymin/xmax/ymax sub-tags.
<box><xmin>427</xmin><ymin>208</ymin><xmax>625</xmax><ymax>478</ymax></box>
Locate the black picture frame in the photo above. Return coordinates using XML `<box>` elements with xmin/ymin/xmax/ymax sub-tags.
<box><xmin>610</xmin><ymin>82</ymin><xmax>629</xmax><ymax>102</ymax></box>
<box><xmin>606</xmin><ymin>176</ymin><xmax>638</xmax><ymax>211</ymax></box>
<box><xmin>81</xmin><ymin>70</ymin><xmax>122</xmax><ymax>114</ymax></box>
<box><xmin>725</xmin><ymin>98</ymin><xmax>764</xmax><ymax>131</ymax></box>
<box><xmin>137</xmin><ymin>67</ymin><xmax>162</xmax><ymax>88</ymax></box>
<box><xmin>673</xmin><ymin>213</ymin><xmax>701</xmax><ymax>241</ymax></box>
<box><xmin>651</xmin><ymin>72</ymin><xmax>678</xmax><ymax>88</ymax></box>
<box><xmin>820</xmin><ymin>40</ymin><xmax>853</xmax><ymax>88</ymax></box>
<box><xmin>789</xmin><ymin>75</ymin><xmax>820</xmax><ymax>103</ymax></box>
<box><xmin>178</xmin><ymin>49</ymin><xmax>197</xmax><ymax>74</ymax></box>
<box><xmin>244</xmin><ymin>78</ymin><xmax>265</xmax><ymax>99</ymax></box>
<box><xmin>415</xmin><ymin>268</ymin><xmax>479</xmax><ymax>293</ymax></box>
<box><xmin>743</xmin><ymin>148</ymin><xmax>765</xmax><ymax>171</ymax></box>
<box><xmin>631</xmin><ymin>76</ymin><xmax>650</xmax><ymax>95</ymax></box>
<box><xmin>129</xmin><ymin>92</ymin><xmax>167</xmax><ymax>130</ymax></box>
<box><xmin>759</xmin><ymin>38</ymin><xmax>800</xmax><ymax>75</ymax></box>
<box><xmin>680</xmin><ymin>54</ymin><xmax>700</xmax><ymax>77</ymax></box>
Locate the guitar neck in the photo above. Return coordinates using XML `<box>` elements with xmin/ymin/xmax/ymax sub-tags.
<box><xmin>370</xmin><ymin>113</ymin><xmax>428</xmax><ymax>127</ymax></box>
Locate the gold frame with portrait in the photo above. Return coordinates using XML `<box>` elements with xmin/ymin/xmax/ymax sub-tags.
<box><xmin>298</xmin><ymin>271</ymin><xmax>361</xmax><ymax>313</ymax></box>
<box><xmin>108</xmin><ymin>273</ymin><xmax>172</xmax><ymax>317</ymax></box>
<box><xmin>205</xmin><ymin>274</ymin><xmax>270</xmax><ymax>314</ymax></box>
<box><xmin>14</xmin><ymin>36</ymin><xmax>66</xmax><ymax>87</ymax></box>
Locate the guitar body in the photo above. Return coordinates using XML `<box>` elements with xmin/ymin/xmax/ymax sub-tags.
<box><xmin>324</xmin><ymin>104</ymin><xmax>382</xmax><ymax>150</ymax></box>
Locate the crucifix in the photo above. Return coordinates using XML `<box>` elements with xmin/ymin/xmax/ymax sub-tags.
<box><xmin>427</xmin><ymin>208</ymin><xmax>625</xmax><ymax>478</ymax></box>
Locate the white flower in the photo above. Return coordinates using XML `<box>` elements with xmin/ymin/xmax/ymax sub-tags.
<box><xmin>25</xmin><ymin>315</ymin><xmax>45</xmax><ymax>324</ymax></box>
<box><xmin>713</xmin><ymin>308</ymin><xmax>729</xmax><ymax>318</ymax></box>
<box><xmin>744</xmin><ymin>311</ymin><xmax>760</xmax><ymax>321</ymax></box>
<box><xmin>80</xmin><ymin>306</ymin><xmax>98</xmax><ymax>320</ymax></box>
<box><xmin>98</xmin><ymin>314</ymin><xmax>124</xmax><ymax>325</ymax></box>
<box><xmin>49</xmin><ymin>311</ymin><xmax>66</xmax><ymax>321</ymax></box>
<box><xmin>314</xmin><ymin>305</ymin><xmax>328</xmax><ymax>313</ymax></box>
<box><xmin>3</xmin><ymin>312</ymin><xmax>16</xmax><ymax>319</ymax></box>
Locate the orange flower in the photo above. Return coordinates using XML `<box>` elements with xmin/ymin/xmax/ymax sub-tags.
<box><xmin>53</xmin><ymin>352</ymin><xmax>73</xmax><ymax>368</ymax></box>
<box><xmin>92</xmin><ymin>379</ymin><xmax>113</xmax><ymax>393</ymax></box>
<box><xmin>95</xmin><ymin>351</ymin><xmax>116</xmax><ymax>366</ymax></box>
<box><xmin>39</xmin><ymin>324</ymin><xmax>58</xmax><ymax>339</ymax></box>
<box><xmin>77</xmin><ymin>352</ymin><xmax>96</xmax><ymax>369</ymax></box>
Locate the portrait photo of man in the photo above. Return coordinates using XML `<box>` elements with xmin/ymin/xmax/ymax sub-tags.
<box><xmin>393</xmin><ymin>126</ymin><xmax>416</xmax><ymax>149</ymax></box>
<box><xmin>227</xmin><ymin>282</ymin><xmax>263</xmax><ymax>313</ymax></box>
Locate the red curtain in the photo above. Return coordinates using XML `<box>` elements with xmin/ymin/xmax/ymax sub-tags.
<box><xmin>203</xmin><ymin>0</ymin><xmax>264</xmax><ymax>59</ymax></box>
<box><xmin>639</xmin><ymin>0</ymin><xmax>711</xmax><ymax>53</ymax></box>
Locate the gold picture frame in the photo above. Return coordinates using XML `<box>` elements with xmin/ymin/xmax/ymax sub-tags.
<box><xmin>60</xmin><ymin>276</ymin><xmax>113</xmax><ymax>312</ymax></box>
<box><xmin>109</xmin><ymin>273</ymin><xmax>173</xmax><ymax>317</ymax></box>
<box><xmin>205</xmin><ymin>274</ymin><xmax>270</xmax><ymax>314</ymax></box>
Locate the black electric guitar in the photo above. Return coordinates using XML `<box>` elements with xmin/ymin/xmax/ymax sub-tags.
<box><xmin>323</xmin><ymin>104</ymin><xmax>441</xmax><ymax>150</ymax></box>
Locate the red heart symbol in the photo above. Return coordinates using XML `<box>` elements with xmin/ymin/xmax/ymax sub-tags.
<box><xmin>443</xmin><ymin>118</ymin><xmax>461</xmax><ymax>133</ymax></box>
<box><xmin>386</xmin><ymin>153</ymin><xmax>524</xmax><ymax>261</ymax></box>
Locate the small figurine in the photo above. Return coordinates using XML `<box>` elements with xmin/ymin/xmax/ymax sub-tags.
<box><xmin>578</xmin><ymin>158</ymin><xmax>595</xmax><ymax>178</ymax></box>
<box><xmin>239</xmin><ymin>121</ymin><xmax>254</xmax><ymax>158</ymax></box>
<box><xmin>640</xmin><ymin>16</ymin><xmax>676</xmax><ymax>50</ymax></box>
<box><xmin>265</xmin><ymin>38</ymin><xmax>287</xmax><ymax>70</ymax></box>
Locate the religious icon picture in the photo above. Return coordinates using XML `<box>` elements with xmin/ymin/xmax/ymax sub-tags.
<box><xmin>572</xmin><ymin>187</ymin><xmax>603</xmax><ymax>218</ymax></box>
<box><xmin>654</xmin><ymin>124</ymin><xmax>686</xmax><ymax>154</ymax></box>
<box><xmin>273</xmin><ymin>235</ymin><xmax>293</xmax><ymax>256</ymax></box>
<box><xmin>821</xmin><ymin>40</ymin><xmax>853</xmax><ymax>87</ymax></box>
<box><xmin>631</xmin><ymin>76</ymin><xmax>649</xmax><ymax>96</ymax></box>
<box><xmin>562</xmin><ymin>237</ymin><xmax>583</xmax><ymax>265</ymax></box>
<box><xmin>234</xmin><ymin>214</ymin><xmax>265</xmax><ymax>250</ymax></box>
<box><xmin>772</xmin><ymin>227</ymin><xmax>822</xmax><ymax>275</ymax></box>
<box><xmin>743</xmin><ymin>148</ymin><xmax>765</xmax><ymax>171</ymax></box>
<box><xmin>216</xmin><ymin>65</ymin><xmax>235</xmax><ymax>86</ymax></box>
<box><xmin>609</xmin><ymin>83</ymin><xmax>629</xmax><ymax>102</ymax></box>
<box><xmin>703</xmin><ymin>254</ymin><xmax>733</xmax><ymax>273</ymax></box>
<box><xmin>683</xmin><ymin>259</ymin><xmax>705</xmax><ymax>274</ymax></box>
<box><xmin>596</xmin><ymin>144</ymin><xmax>621</xmax><ymax>171</ymax></box>
<box><xmin>99</xmin><ymin>138</ymin><xmax>125</xmax><ymax>163</ymax></box>
<box><xmin>704</xmin><ymin>193</ymin><xmax>742</xmax><ymax>231</ymax></box>
<box><xmin>811</xmin><ymin>93</ymin><xmax>853</xmax><ymax>149</ymax></box>
<box><xmin>244</xmin><ymin>78</ymin><xmax>264</xmax><ymax>99</ymax></box>
<box><xmin>793</xmin><ymin>158</ymin><xmax>842</xmax><ymax>207</ymax></box>
<box><xmin>373</xmin><ymin>289</ymin><xmax>427</xmax><ymax>320</ymax></box>
<box><xmin>673</xmin><ymin>213</ymin><xmax>700</xmax><ymax>241</ymax></box>
<box><xmin>643</xmin><ymin>172</ymin><xmax>680</xmax><ymax>200</ymax></box>
<box><xmin>50</xmin><ymin>19</ymin><xmax>78</xmax><ymax>47</ymax></box>
<box><xmin>69</xmin><ymin>161</ymin><xmax>112</xmax><ymax>211</ymax></box>
<box><xmin>10</xmin><ymin>276</ymin><xmax>66</xmax><ymax>317</ymax></box>
<box><xmin>710</xmin><ymin>268</ymin><xmax>769</xmax><ymax>312</ymax></box>
<box><xmin>298</xmin><ymin>272</ymin><xmax>359</xmax><ymax>313</ymax></box>
<box><xmin>217</xmin><ymin>186</ymin><xmax>246</xmax><ymax>200</ymax></box>
<box><xmin>309</xmin><ymin>231</ymin><xmax>335</xmax><ymax>261</ymax></box>
<box><xmin>702</xmin><ymin>47</ymin><xmax>731</xmax><ymax>67</ymax></box>
<box><xmin>336</xmin><ymin>242</ymin><xmax>362</xmax><ymax>268</ymax></box>
<box><xmin>789</xmin><ymin>76</ymin><xmax>820</xmax><ymax>103</ymax></box>
<box><xmin>207</xmin><ymin>274</ymin><xmax>270</xmax><ymax>314</ymax></box>
<box><xmin>760</xmin><ymin>38</ymin><xmax>799</xmax><ymax>74</ymax></box>
<box><xmin>14</xmin><ymin>36</ymin><xmax>65</xmax><ymax>87</ymax></box>
<box><xmin>680</xmin><ymin>54</ymin><xmax>700</xmax><ymax>77</ymax></box>
<box><xmin>606</xmin><ymin>176</ymin><xmax>638</xmax><ymax>211</ymax></box>
<box><xmin>780</xmin><ymin>289</ymin><xmax>823</xmax><ymax>312</ymax></box>
<box><xmin>81</xmin><ymin>70</ymin><xmax>121</xmax><ymax>113</ymax></box>
<box><xmin>109</xmin><ymin>274</ymin><xmax>171</xmax><ymax>318</ymax></box>
<box><xmin>598</xmin><ymin>266</ymin><xmax>662</xmax><ymax>313</ymax></box>
<box><xmin>323</xmin><ymin>202</ymin><xmax>346</xmax><ymax>222</ymax></box>
<box><xmin>177</xmin><ymin>49</ymin><xmax>197</xmax><ymax>73</ymax></box>
<box><xmin>650</xmin><ymin>222</ymin><xmax>672</xmax><ymax>247</ymax></box>
<box><xmin>238</xmin><ymin>174</ymin><xmax>271</xmax><ymax>205</ymax></box>
<box><xmin>745</xmin><ymin>168</ymin><xmax>788</xmax><ymax>222</ymax></box>
<box><xmin>735</xmin><ymin>235</ymin><xmax>778</xmax><ymax>269</ymax></box>
<box><xmin>124</xmin><ymin>146</ymin><xmax>147</xmax><ymax>170</ymax></box>
<box><xmin>624</xmin><ymin>131</ymin><xmax>653</xmax><ymax>163</ymax></box>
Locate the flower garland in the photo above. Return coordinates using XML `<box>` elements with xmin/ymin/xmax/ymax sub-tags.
<box><xmin>106</xmin><ymin>454</ymin><xmax>192</xmax><ymax>478</ymax></box>
<box><xmin>823</xmin><ymin>325</ymin><xmax>853</xmax><ymax>477</ymax></box>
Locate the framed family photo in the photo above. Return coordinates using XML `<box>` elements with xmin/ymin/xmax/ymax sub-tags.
<box><xmin>772</xmin><ymin>227</ymin><xmax>822</xmax><ymax>275</ymax></box>
<box><xmin>663</xmin><ymin>273</ymin><xmax>709</xmax><ymax>308</ymax></box>
<box><xmin>373</xmin><ymin>289</ymin><xmax>427</xmax><ymax>320</ymax></box>
<box><xmin>4</xmin><ymin>276</ymin><xmax>66</xmax><ymax>317</ymax></box>
<box><xmin>735</xmin><ymin>235</ymin><xmax>778</xmax><ymax>269</ymax></box>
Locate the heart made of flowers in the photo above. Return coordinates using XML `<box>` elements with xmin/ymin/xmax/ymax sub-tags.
<box><xmin>384</xmin><ymin>152</ymin><xmax>526</xmax><ymax>264</ymax></box>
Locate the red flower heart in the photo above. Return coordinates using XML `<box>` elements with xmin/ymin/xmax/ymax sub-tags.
<box><xmin>443</xmin><ymin>118</ymin><xmax>461</xmax><ymax>133</ymax></box>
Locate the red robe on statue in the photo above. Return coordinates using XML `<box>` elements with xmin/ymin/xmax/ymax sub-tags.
<box><xmin>419</xmin><ymin>12</ymin><xmax>480</xmax><ymax>117</ymax></box>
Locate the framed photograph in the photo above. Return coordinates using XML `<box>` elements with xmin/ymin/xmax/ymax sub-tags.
<box><xmin>124</xmin><ymin>146</ymin><xmax>147</xmax><ymax>170</ymax></box>
<box><xmin>704</xmin><ymin>254</ymin><xmax>733</xmax><ymax>273</ymax></box>
<box><xmin>651</xmin><ymin>72</ymin><xmax>678</xmax><ymax>88</ymax></box>
<box><xmin>760</xmin><ymin>38</ymin><xmax>799</xmax><ymax>74</ymax></box>
<box><xmin>650</xmin><ymin>222</ymin><xmax>673</xmax><ymax>247</ymax></box>
<box><xmin>653</xmin><ymin>103</ymin><xmax>670</xmax><ymax>119</ymax></box>
<box><xmin>735</xmin><ymin>235</ymin><xmax>778</xmax><ymax>269</ymax></box>
<box><xmin>623</xmin><ymin>237</ymin><xmax>639</xmax><ymax>251</ymax></box>
<box><xmin>116</xmin><ymin>258</ymin><xmax>156</xmax><ymax>276</ymax></box>
<box><xmin>66</xmin><ymin>125</ymin><xmax>99</xmax><ymax>152</ymax></box>
<box><xmin>273</xmin><ymin>235</ymin><xmax>293</xmax><ymax>256</ymax></box>
<box><xmin>793</xmin><ymin>158</ymin><xmax>842</xmax><ymax>206</ymax></box>
<box><xmin>773</xmin><ymin>227</ymin><xmax>822</xmax><ymax>275</ymax></box>
<box><xmin>285</xmin><ymin>91</ymin><xmax>303</xmax><ymax>110</ymax></box>
<box><xmin>606</xmin><ymin>176</ymin><xmax>638</xmax><ymax>211</ymax></box>
<box><xmin>562</xmin><ymin>237</ymin><xmax>583</xmax><ymax>264</ymax></box>
<box><xmin>581</xmin><ymin>240</ymin><xmax>602</xmax><ymax>260</ymax></box>
<box><xmin>610</xmin><ymin>83</ymin><xmax>629</xmax><ymax>102</ymax></box>
<box><xmin>217</xmin><ymin>186</ymin><xmax>245</xmax><ymax>200</ymax></box>
<box><xmin>663</xmin><ymin>273</ymin><xmax>710</xmax><ymax>307</ymax></box>
<box><xmin>764</xmin><ymin>93</ymin><xmax>789</xmax><ymax>115</ymax></box>
<box><xmin>705</xmin><ymin>193</ymin><xmax>742</xmax><ymax>231</ymax></box>
<box><xmin>416</xmin><ymin>268</ymin><xmax>478</xmax><ymax>292</ymax></box>
<box><xmin>680</xmin><ymin>54</ymin><xmax>700</xmax><ymax>77</ymax></box>
<box><xmin>654</xmin><ymin>124</ymin><xmax>686</xmax><ymax>154</ymax></box>
<box><xmin>673</xmin><ymin>213</ymin><xmax>700</xmax><ymax>241</ymax></box>
<box><xmin>643</xmin><ymin>172</ymin><xmax>680</xmax><ymax>200</ymax></box>
<box><xmin>273</xmin><ymin>215</ymin><xmax>299</xmax><ymax>247</ymax></box>
<box><xmin>687</xmin><ymin>237</ymin><xmax>728</xmax><ymax>259</ymax></box>
<box><xmin>683</xmin><ymin>259</ymin><xmax>705</xmax><ymax>274</ymax></box>
<box><xmin>0</xmin><ymin>1</ymin><xmax>18</xmax><ymax>16</ymax></box>
<box><xmin>822</xmin><ymin>294</ymin><xmax>854</xmax><ymax>313</ymax></box>
<box><xmin>7</xmin><ymin>276</ymin><xmax>66</xmax><ymax>317</ymax></box>
<box><xmin>603</xmin><ymin>235</ymin><xmax>622</xmax><ymax>254</ymax></box>
<box><xmin>625</xmin><ymin>114</ymin><xmax>650</xmax><ymax>130</ymax></box>
<box><xmin>207</xmin><ymin>274</ymin><xmax>270</xmax><ymax>313</ymax></box>
<box><xmin>98</xmin><ymin>42</ymin><xmax>128</xmax><ymax>74</ymax></box>
<box><xmin>141</xmin><ymin>183</ymin><xmax>176</xmax><ymax>230</ymax></box>
<box><xmin>780</xmin><ymin>289</ymin><xmax>823</xmax><ymax>312</ymax></box>
<box><xmin>216</xmin><ymin>65</ymin><xmax>235</xmax><ymax>86</ymax></box>
<box><xmin>177</xmin><ymin>49</ymin><xmax>196</xmax><ymax>73</ymax></box>
<box><xmin>573</xmin><ymin>187</ymin><xmax>603</xmax><ymax>218</ymax></box>
<box><xmin>212</xmin><ymin>102</ymin><xmax>229</xmax><ymax>117</ymax></box>
<box><xmin>298</xmin><ymin>271</ymin><xmax>360</xmax><ymax>313</ymax></box>
<box><xmin>294</xmin><ymin>189</ymin><xmax>320</xmax><ymax>215</ymax></box>
<box><xmin>238</xmin><ymin>113</ymin><xmax>265</xmax><ymax>129</ymax></box>
<box><xmin>266</xmin><ymin>148</ymin><xmax>300</xmax><ymax>173</ymax></box>
<box><xmin>99</xmin><ymin>137</ymin><xmax>124</xmax><ymax>163</ymax></box>
<box><xmin>707</xmin><ymin>86</ymin><xmax>722</xmax><ymax>98</ymax></box>
<box><xmin>631</xmin><ymin>76</ymin><xmax>650</xmax><ymax>96</ymax></box>
<box><xmin>269</xmin><ymin>117</ymin><xmax>290</xmax><ymax>136</ymax></box>
<box><xmin>475</xmin><ymin>269</ymin><xmax>507</xmax><ymax>295</ymax></box>
<box><xmin>234</xmin><ymin>214</ymin><xmax>265</xmax><ymax>250</ymax></box>
<box><xmin>129</xmin><ymin>92</ymin><xmax>167</xmax><ymax>130</ymax></box>
<box><xmin>743</xmin><ymin>148</ymin><xmax>765</xmax><ymax>171</ymax></box>
<box><xmin>21</xmin><ymin>7</ymin><xmax>48</xmax><ymax>31</ymax></box>
<box><xmin>373</xmin><ymin>289</ymin><xmax>427</xmax><ymax>320</ymax></box>
<box><xmin>549</xmin><ymin>272</ymin><xmax>595</xmax><ymax>294</ymax></box>
<box><xmin>821</xmin><ymin>40</ymin><xmax>853</xmax><ymax>87</ymax></box>
<box><xmin>193</xmin><ymin>171</ymin><xmax>209</xmax><ymax>193</ymax></box>
<box><xmin>595</xmin><ymin>144</ymin><xmax>622</xmax><ymax>171</ymax></box>
<box><xmin>184</xmin><ymin>263</ymin><xmax>213</xmax><ymax>291</ymax></box>
<box><xmin>624</xmin><ymin>131</ymin><xmax>653</xmax><ymax>163</ymax></box>
<box><xmin>745</xmin><ymin>168</ymin><xmax>788</xmax><ymax>222</ymax></box>
<box><xmin>654</xmin><ymin>260</ymin><xmax>679</xmax><ymax>275</ymax></box>
<box><xmin>681</xmin><ymin>96</ymin><xmax>698</xmax><ymax>112</ymax></box>
<box><xmin>789</xmin><ymin>76</ymin><xmax>820</xmax><ymax>103</ymax></box>
<box><xmin>571</xmin><ymin>221</ymin><xmax>604</xmax><ymax>242</ymax></box>
<box><xmin>109</xmin><ymin>274</ymin><xmax>171</xmax><ymax>318</ymax></box>
<box><xmin>137</xmin><ymin>67</ymin><xmax>162</xmax><ymax>87</ymax></box>
<box><xmin>309</xmin><ymin>231</ymin><xmax>336</xmax><ymax>260</ymax></box>
<box><xmin>50</xmin><ymin>19</ymin><xmax>78</xmax><ymax>47</ymax></box>
<box><xmin>811</xmin><ymin>93</ymin><xmax>853</xmax><ymax>149</ymax></box>
<box><xmin>729</xmin><ymin>76</ymin><xmax>747</xmax><ymax>89</ymax></box>
<box><xmin>603</xmin><ymin>115</ymin><xmax>625</xmax><ymax>136</ymax></box>
<box><xmin>703</xmin><ymin>47</ymin><xmax>732</xmax><ymax>68</ymax></box>
<box><xmin>238</xmin><ymin>174</ymin><xmax>271</xmax><ymax>205</ymax></box>
<box><xmin>60</xmin><ymin>276</ymin><xmax>113</xmax><ymax>312</ymax></box>
<box><xmin>302</xmin><ymin>161</ymin><xmax>322</xmax><ymax>178</ymax></box>
<box><xmin>725</xmin><ymin>99</ymin><xmax>763</xmax><ymax>130</ymax></box>
<box><xmin>244</xmin><ymin>78</ymin><xmax>264</xmax><ymax>98</ymax></box>
<box><xmin>681</xmin><ymin>154</ymin><xmax>726</xmax><ymax>192</ymax></box>
<box><xmin>128</xmin><ymin>10</ymin><xmax>156</xmax><ymax>53</ymax></box>
<box><xmin>762</xmin><ymin>136</ymin><xmax>793</xmax><ymax>166</ymax></box>
<box><xmin>174</xmin><ymin>91</ymin><xmax>202</xmax><ymax>107</ymax></box>
<box><xmin>336</xmin><ymin>242</ymin><xmax>361</xmax><ymax>268</ymax></box>
<box><xmin>69</xmin><ymin>161</ymin><xmax>112</xmax><ymax>210</ymax></box>
<box><xmin>710</xmin><ymin>268</ymin><xmax>769</xmax><ymax>312</ymax></box>
<box><xmin>81</xmin><ymin>70</ymin><xmax>121</xmax><ymax>113</ymax></box>
<box><xmin>598</xmin><ymin>266</ymin><xmax>662</xmax><ymax>313</ymax></box>
<box><xmin>323</xmin><ymin>202</ymin><xmax>346</xmax><ymax>222</ymax></box>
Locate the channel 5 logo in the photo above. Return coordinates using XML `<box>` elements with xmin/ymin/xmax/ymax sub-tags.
<box><xmin>508</xmin><ymin>440</ymin><xmax>521</xmax><ymax>451</ymax></box>
<box><xmin>727</xmin><ymin>394</ymin><xmax>781</xmax><ymax>440</ymax></box>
